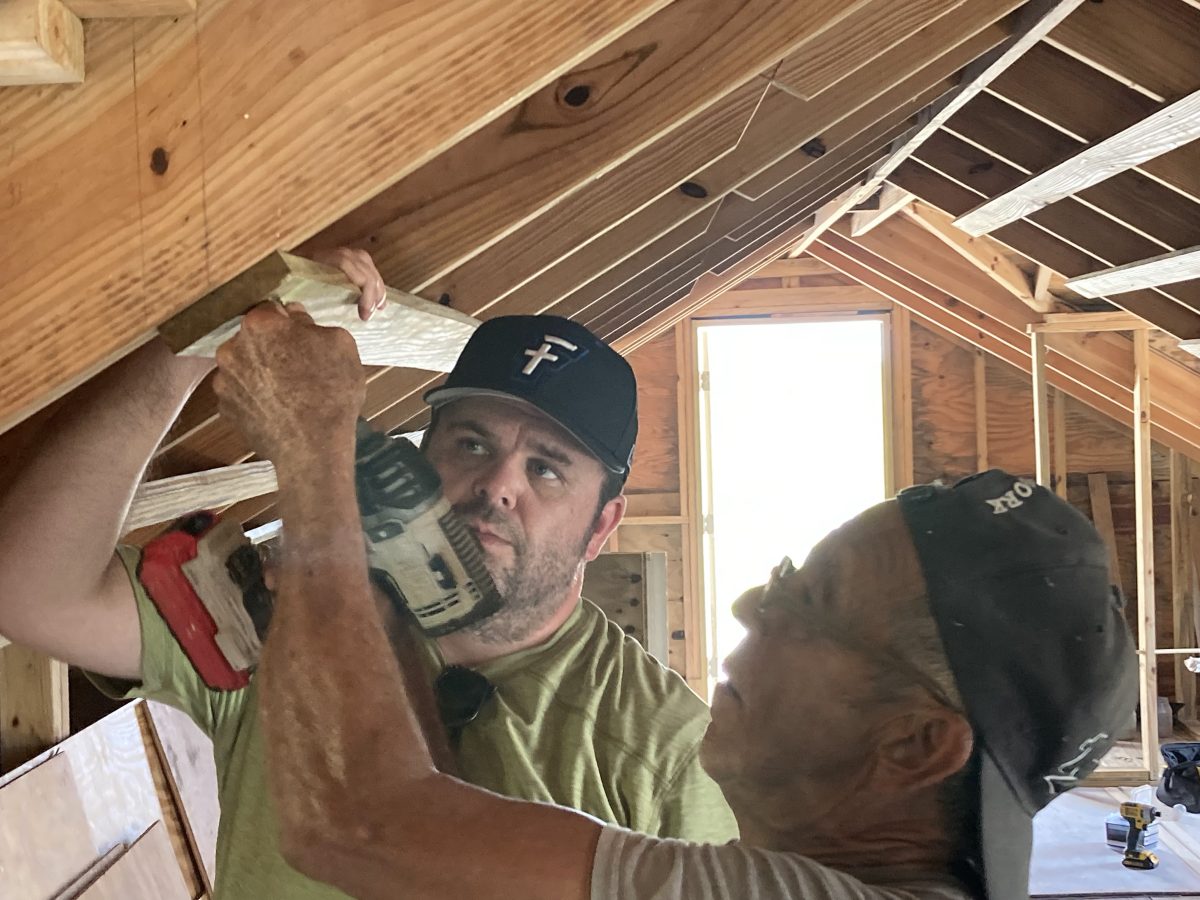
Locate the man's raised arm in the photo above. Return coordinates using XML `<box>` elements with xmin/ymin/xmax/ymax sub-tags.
<box><xmin>220</xmin><ymin>304</ymin><xmax>601</xmax><ymax>900</ymax></box>
<box><xmin>0</xmin><ymin>339</ymin><xmax>211</xmax><ymax>678</ymax></box>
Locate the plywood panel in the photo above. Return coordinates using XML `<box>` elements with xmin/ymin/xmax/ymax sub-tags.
<box><xmin>0</xmin><ymin>753</ymin><xmax>96</xmax><ymax>900</ymax></box>
<box><xmin>910</xmin><ymin>321</ymin><xmax>976</xmax><ymax>483</ymax></box>
<box><xmin>625</xmin><ymin>330</ymin><xmax>680</xmax><ymax>496</ymax></box>
<box><xmin>144</xmin><ymin>702</ymin><xmax>217</xmax><ymax>888</ymax></box>
<box><xmin>78</xmin><ymin>821</ymin><xmax>190</xmax><ymax>900</ymax></box>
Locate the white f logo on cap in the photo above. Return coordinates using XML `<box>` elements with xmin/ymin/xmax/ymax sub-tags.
<box><xmin>522</xmin><ymin>334</ymin><xmax>579</xmax><ymax>376</ymax></box>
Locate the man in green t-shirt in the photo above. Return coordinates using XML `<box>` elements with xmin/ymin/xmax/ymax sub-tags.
<box><xmin>0</xmin><ymin>251</ymin><xmax>735</xmax><ymax>899</ymax></box>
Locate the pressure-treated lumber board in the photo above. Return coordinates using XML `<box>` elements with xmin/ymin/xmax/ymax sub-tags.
<box><xmin>1067</xmin><ymin>246</ymin><xmax>1200</xmax><ymax>299</ymax></box>
<box><xmin>0</xmin><ymin>0</ymin><xmax>83</xmax><ymax>85</ymax></box>
<box><xmin>888</xmin><ymin>158</ymin><xmax>1200</xmax><ymax>340</ymax></box>
<box><xmin>0</xmin><ymin>0</ymin><xmax>675</xmax><ymax>435</ymax></box>
<box><xmin>1133</xmin><ymin>328</ymin><xmax>1160</xmax><ymax>774</ymax></box>
<box><xmin>0</xmin><ymin>753</ymin><xmax>95</xmax><ymax>897</ymax></box>
<box><xmin>159</xmin><ymin>251</ymin><xmax>478</xmax><ymax>370</ymax></box>
<box><xmin>954</xmin><ymin>89</ymin><xmax>1200</xmax><ymax>236</ymax></box>
<box><xmin>1048</xmin><ymin>0</ymin><xmax>1200</xmax><ymax>103</ymax></box>
<box><xmin>309</xmin><ymin>0</ymin><xmax>883</xmax><ymax>294</ymax></box>
<box><xmin>63</xmin><ymin>0</ymin><xmax>195</xmax><ymax>15</ymax></box>
<box><xmin>124</xmin><ymin>461</ymin><xmax>277</xmax><ymax>532</ymax></box>
<box><xmin>772</xmin><ymin>0</ymin><xmax>967</xmax><ymax>99</ymax></box>
<box><xmin>78</xmin><ymin>821</ymin><xmax>191</xmax><ymax>900</ymax></box>
<box><xmin>0</xmin><ymin>643</ymin><xmax>68</xmax><ymax>770</ymax></box>
<box><xmin>987</xmin><ymin>42</ymin><xmax>1200</xmax><ymax>201</ymax></box>
<box><xmin>773</xmin><ymin>0</ymin><xmax>1087</xmax><ymax>269</ymax></box>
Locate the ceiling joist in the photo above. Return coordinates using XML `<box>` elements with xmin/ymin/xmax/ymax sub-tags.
<box><xmin>1068</xmin><ymin>246</ymin><xmax>1200</xmax><ymax>300</ymax></box>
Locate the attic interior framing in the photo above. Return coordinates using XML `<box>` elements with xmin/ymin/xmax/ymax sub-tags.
<box><xmin>2</xmin><ymin>0</ymin><xmax>1199</xmax><ymax>784</ymax></box>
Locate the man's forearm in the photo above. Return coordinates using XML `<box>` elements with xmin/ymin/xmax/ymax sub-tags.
<box><xmin>0</xmin><ymin>338</ymin><xmax>210</xmax><ymax>642</ymax></box>
<box><xmin>261</xmin><ymin>446</ymin><xmax>599</xmax><ymax>900</ymax></box>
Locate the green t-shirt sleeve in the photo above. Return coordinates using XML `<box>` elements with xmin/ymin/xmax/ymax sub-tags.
<box><xmin>648</xmin><ymin>745</ymin><xmax>739</xmax><ymax>844</ymax></box>
<box><xmin>85</xmin><ymin>544</ymin><xmax>243</xmax><ymax>738</ymax></box>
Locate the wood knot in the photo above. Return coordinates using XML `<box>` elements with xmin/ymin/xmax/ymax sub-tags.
<box><xmin>150</xmin><ymin>147</ymin><xmax>170</xmax><ymax>176</ymax></box>
<box><xmin>801</xmin><ymin>138</ymin><xmax>827</xmax><ymax>158</ymax></box>
<box><xmin>679</xmin><ymin>181</ymin><xmax>708</xmax><ymax>199</ymax></box>
<box><xmin>562</xmin><ymin>84</ymin><xmax>592</xmax><ymax>107</ymax></box>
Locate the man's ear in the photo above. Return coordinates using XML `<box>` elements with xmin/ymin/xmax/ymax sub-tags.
<box><xmin>584</xmin><ymin>494</ymin><xmax>626</xmax><ymax>561</ymax></box>
<box><xmin>871</xmin><ymin>707</ymin><xmax>974</xmax><ymax>792</ymax></box>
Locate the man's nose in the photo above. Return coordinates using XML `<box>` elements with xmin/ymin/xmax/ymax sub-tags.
<box><xmin>472</xmin><ymin>454</ymin><xmax>523</xmax><ymax>510</ymax></box>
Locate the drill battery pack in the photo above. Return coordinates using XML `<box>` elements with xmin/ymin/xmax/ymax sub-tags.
<box><xmin>139</xmin><ymin>511</ymin><xmax>273</xmax><ymax>691</ymax></box>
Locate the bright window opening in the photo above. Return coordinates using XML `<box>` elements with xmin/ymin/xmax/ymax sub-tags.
<box><xmin>695</xmin><ymin>317</ymin><xmax>889</xmax><ymax>698</ymax></box>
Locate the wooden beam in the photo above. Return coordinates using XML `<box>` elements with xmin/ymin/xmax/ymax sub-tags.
<box><xmin>1067</xmin><ymin>246</ymin><xmax>1200</xmax><ymax>299</ymax></box>
<box><xmin>776</xmin><ymin>0</ymin><xmax>1086</xmax><ymax>265</ymax></box>
<box><xmin>955</xmin><ymin>89</ymin><xmax>1200</xmax><ymax>236</ymax></box>
<box><xmin>810</xmin><ymin>227</ymin><xmax>1200</xmax><ymax>457</ymax></box>
<box><xmin>1048</xmin><ymin>0</ymin><xmax>1200</xmax><ymax>103</ymax></box>
<box><xmin>0</xmin><ymin>0</ymin><xmax>83</xmax><ymax>86</ymax></box>
<box><xmin>1052</xmin><ymin>388</ymin><xmax>1067</xmax><ymax>499</ymax></box>
<box><xmin>902</xmin><ymin>201</ymin><xmax>1047</xmax><ymax>312</ymax></box>
<box><xmin>1088</xmin><ymin>473</ymin><xmax>1124</xmax><ymax>594</ymax></box>
<box><xmin>849</xmin><ymin>184</ymin><xmax>913</xmax><ymax>236</ymax></box>
<box><xmin>1031</xmin><ymin>331</ymin><xmax>1051</xmax><ymax>487</ymax></box>
<box><xmin>0</xmin><ymin>0</ymin><xmax>675</xmax><ymax>434</ymax></box>
<box><xmin>1133</xmin><ymin>327</ymin><xmax>1160</xmax><ymax>775</ymax></box>
<box><xmin>888</xmin><ymin>157</ymin><xmax>1200</xmax><ymax>340</ymax></box>
<box><xmin>892</xmin><ymin>305</ymin><xmax>914</xmax><ymax>489</ymax></box>
<box><xmin>1028</xmin><ymin>312</ymin><xmax>1150</xmax><ymax>334</ymax></box>
<box><xmin>1171</xmin><ymin>451</ymin><xmax>1198</xmax><ymax>722</ymax></box>
<box><xmin>62</xmin><ymin>0</ymin><xmax>195</xmax><ymax>16</ymax></box>
<box><xmin>974</xmin><ymin>350</ymin><xmax>988</xmax><ymax>471</ymax></box>
<box><xmin>159</xmin><ymin>251</ymin><xmax>478</xmax><ymax>370</ymax></box>
<box><xmin>0</xmin><ymin>645</ymin><xmax>68</xmax><ymax>771</ymax></box>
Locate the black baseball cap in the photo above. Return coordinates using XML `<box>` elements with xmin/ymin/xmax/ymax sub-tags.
<box><xmin>424</xmin><ymin>315</ymin><xmax>638</xmax><ymax>476</ymax></box>
<box><xmin>897</xmin><ymin>470</ymin><xmax>1138</xmax><ymax>900</ymax></box>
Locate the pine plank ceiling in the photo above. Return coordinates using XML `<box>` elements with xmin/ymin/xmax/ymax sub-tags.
<box><xmin>2</xmin><ymin>0</ymin><xmax>1199</xmax><ymax>535</ymax></box>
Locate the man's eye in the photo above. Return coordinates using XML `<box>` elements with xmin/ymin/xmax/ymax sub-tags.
<box><xmin>459</xmin><ymin>438</ymin><xmax>488</xmax><ymax>455</ymax></box>
<box><xmin>530</xmin><ymin>460</ymin><xmax>561</xmax><ymax>482</ymax></box>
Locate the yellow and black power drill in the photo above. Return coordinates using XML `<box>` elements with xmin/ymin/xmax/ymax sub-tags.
<box><xmin>1119</xmin><ymin>801</ymin><xmax>1162</xmax><ymax>870</ymax></box>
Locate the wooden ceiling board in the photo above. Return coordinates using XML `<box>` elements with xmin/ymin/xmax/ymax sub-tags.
<box><xmin>772</xmin><ymin>0</ymin><xmax>990</xmax><ymax>99</ymax></box>
<box><xmin>986</xmin><ymin>42</ymin><xmax>1200</xmax><ymax>200</ymax></box>
<box><xmin>302</xmin><ymin>0</ymin><xmax>880</xmax><ymax>294</ymax></box>
<box><xmin>1047</xmin><ymin>0</ymin><xmax>1200</xmax><ymax>102</ymax></box>
<box><xmin>945</xmin><ymin>93</ymin><xmax>1200</xmax><ymax>251</ymax></box>
<box><xmin>0</xmin><ymin>0</ymin><xmax>679</xmax><ymax>435</ymax></box>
